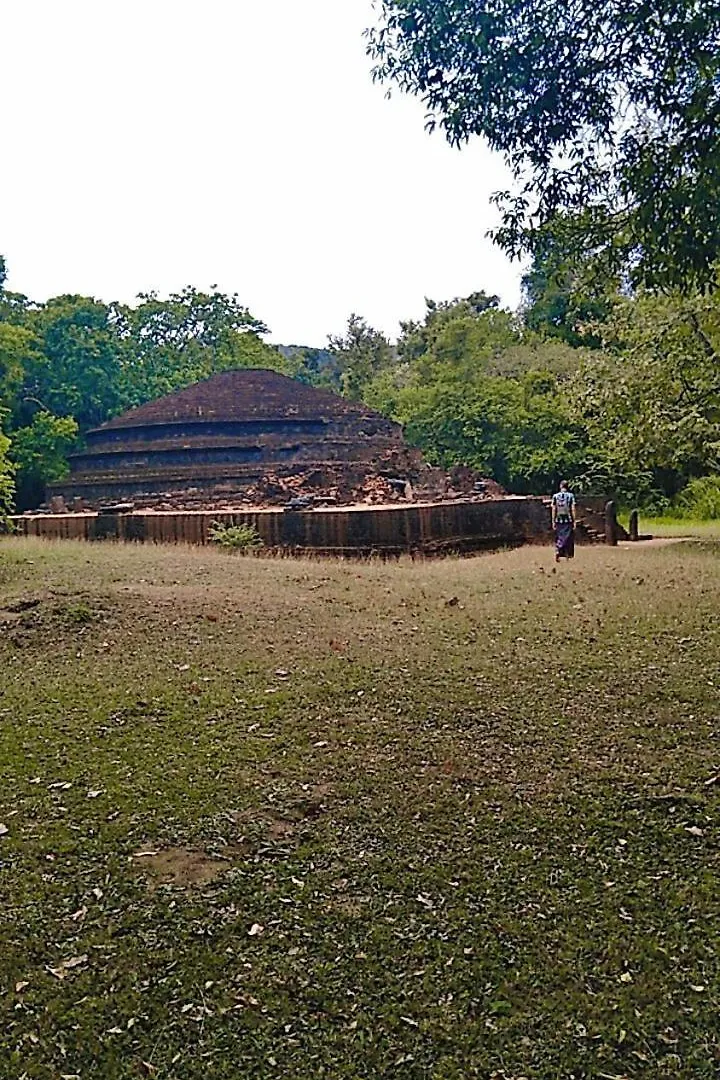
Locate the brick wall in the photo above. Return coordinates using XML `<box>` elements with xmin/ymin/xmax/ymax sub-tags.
<box><xmin>11</xmin><ymin>498</ymin><xmax>553</xmax><ymax>555</ymax></box>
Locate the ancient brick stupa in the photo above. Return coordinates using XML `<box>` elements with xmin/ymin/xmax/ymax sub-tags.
<box><xmin>49</xmin><ymin>369</ymin><xmax>422</xmax><ymax>509</ymax></box>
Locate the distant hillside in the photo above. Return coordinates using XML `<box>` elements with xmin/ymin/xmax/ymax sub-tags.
<box><xmin>276</xmin><ymin>344</ymin><xmax>336</xmax><ymax>367</ymax></box>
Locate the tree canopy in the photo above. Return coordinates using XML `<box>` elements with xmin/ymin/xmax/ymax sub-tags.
<box><xmin>360</xmin><ymin>295</ymin><xmax>592</xmax><ymax>492</ymax></box>
<box><xmin>367</xmin><ymin>1</ymin><xmax>720</xmax><ymax>290</ymax></box>
<box><xmin>326</xmin><ymin>282</ymin><xmax>720</xmax><ymax>510</ymax></box>
<box><xmin>327</xmin><ymin>315</ymin><xmax>396</xmax><ymax>400</ymax></box>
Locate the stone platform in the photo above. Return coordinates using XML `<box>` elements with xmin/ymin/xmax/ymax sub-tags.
<box><xmin>10</xmin><ymin>497</ymin><xmax>553</xmax><ymax>556</ymax></box>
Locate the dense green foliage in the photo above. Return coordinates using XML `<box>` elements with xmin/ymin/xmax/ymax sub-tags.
<box><xmin>571</xmin><ymin>287</ymin><xmax>720</xmax><ymax>504</ymax></box>
<box><xmin>328</xmin><ymin>315</ymin><xmax>396</xmax><ymax>401</ymax></box>
<box><xmin>0</xmin><ymin>425</ymin><xmax>13</xmax><ymax>522</ymax></box>
<box><xmin>677</xmin><ymin>476</ymin><xmax>720</xmax><ymax>520</ymax></box>
<box><xmin>326</xmin><ymin>277</ymin><xmax>720</xmax><ymax>507</ymax></box>
<box><xmin>10</xmin><ymin>412</ymin><xmax>79</xmax><ymax>511</ymax></box>
<box><xmin>368</xmin><ymin>1</ymin><xmax>720</xmax><ymax>291</ymax></box>
<box><xmin>359</xmin><ymin>297</ymin><xmax>590</xmax><ymax>493</ymax></box>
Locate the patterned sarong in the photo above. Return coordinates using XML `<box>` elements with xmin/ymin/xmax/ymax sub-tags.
<box><xmin>555</xmin><ymin>518</ymin><xmax>575</xmax><ymax>559</ymax></box>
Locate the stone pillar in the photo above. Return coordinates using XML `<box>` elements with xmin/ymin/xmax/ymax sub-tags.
<box><xmin>629</xmin><ymin>509</ymin><xmax>639</xmax><ymax>542</ymax></box>
<box><xmin>605</xmin><ymin>500</ymin><xmax>618</xmax><ymax>546</ymax></box>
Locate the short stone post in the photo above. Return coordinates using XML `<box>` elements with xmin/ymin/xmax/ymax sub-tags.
<box><xmin>605</xmin><ymin>500</ymin><xmax>618</xmax><ymax>546</ymax></box>
<box><xmin>629</xmin><ymin>509</ymin><xmax>639</xmax><ymax>542</ymax></box>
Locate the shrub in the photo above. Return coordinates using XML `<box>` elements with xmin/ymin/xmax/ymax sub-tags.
<box><xmin>209</xmin><ymin>522</ymin><xmax>264</xmax><ymax>552</ymax></box>
<box><xmin>571</xmin><ymin>460</ymin><xmax>670</xmax><ymax>514</ymax></box>
<box><xmin>676</xmin><ymin>476</ymin><xmax>720</xmax><ymax>521</ymax></box>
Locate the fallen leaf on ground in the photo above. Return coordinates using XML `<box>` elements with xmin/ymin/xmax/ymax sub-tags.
<box><xmin>47</xmin><ymin>954</ymin><xmax>89</xmax><ymax>979</ymax></box>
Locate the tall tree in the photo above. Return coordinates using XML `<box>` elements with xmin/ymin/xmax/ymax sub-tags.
<box><xmin>0</xmin><ymin>323</ymin><xmax>33</xmax><ymax>410</ymax></box>
<box><xmin>398</xmin><ymin>292</ymin><xmax>509</xmax><ymax>370</ymax></box>
<box><xmin>328</xmin><ymin>315</ymin><xmax>396</xmax><ymax>400</ymax></box>
<box><xmin>14</xmin><ymin>295</ymin><xmax>128</xmax><ymax>430</ymax></box>
<box><xmin>9</xmin><ymin>412</ymin><xmax>78</xmax><ymax>511</ymax></box>
<box><xmin>368</xmin><ymin>1</ymin><xmax>720</xmax><ymax>289</ymax></box>
<box><xmin>122</xmin><ymin>287</ymin><xmax>280</xmax><ymax>406</ymax></box>
<box><xmin>521</xmin><ymin>235</ymin><xmax>615</xmax><ymax>348</ymax></box>
<box><xmin>570</xmin><ymin>285</ymin><xmax>720</xmax><ymax>495</ymax></box>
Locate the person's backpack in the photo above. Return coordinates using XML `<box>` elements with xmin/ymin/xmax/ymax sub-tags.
<box><xmin>553</xmin><ymin>491</ymin><xmax>574</xmax><ymax>517</ymax></box>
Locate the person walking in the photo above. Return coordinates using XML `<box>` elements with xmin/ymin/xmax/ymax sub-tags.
<box><xmin>551</xmin><ymin>480</ymin><xmax>576</xmax><ymax>562</ymax></box>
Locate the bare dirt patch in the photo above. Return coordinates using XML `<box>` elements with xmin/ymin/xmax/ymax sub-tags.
<box><xmin>132</xmin><ymin>846</ymin><xmax>232</xmax><ymax>889</ymax></box>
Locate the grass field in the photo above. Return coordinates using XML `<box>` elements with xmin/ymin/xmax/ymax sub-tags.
<box><xmin>1</xmin><ymin>537</ymin><xmax>718</xmax><ymax>1079</ymax></box>
<box><xmin>643</xmin><ymin>519</ymin><xmax>720</xmax><ymax>539</ymax></box>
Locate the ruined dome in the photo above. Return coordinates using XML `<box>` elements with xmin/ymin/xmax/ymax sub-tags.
<box><xmin>100</xmin><ymin>368</ymin><xmax>390</xmax><ymax>428</ymax></box>
<box><xmin>51</xmin><ymin>368</ymin><xmax>415</xmax><ymax>508</ymax></box>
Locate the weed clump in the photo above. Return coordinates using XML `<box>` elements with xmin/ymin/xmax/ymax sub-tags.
<box><xmin>209</xmin><ymin>521</ymin><xmax>264</xmax><ymax>552</ymax></box>
<box><xmin>62</xmin><ymin>601</ymin><xmax>94</xmax><ymax>625</ymax></box>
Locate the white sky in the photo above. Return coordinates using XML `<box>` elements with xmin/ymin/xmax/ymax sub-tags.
<box><xmin>2</xmin><ymin>0</ymin><xmax>520</xmax><ymax>345</ymax></box>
